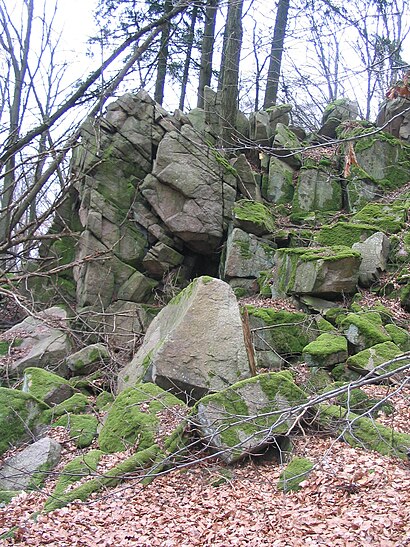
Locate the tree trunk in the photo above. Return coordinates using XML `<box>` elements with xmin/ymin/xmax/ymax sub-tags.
<box><xmin>179</xmin><ymin>5</ymin><xmax>198</xmax><ymax>111</ymax></box>
<box><xmin>263</xmin><ymin>0</ymin><xmax>290</xmax><ymax>109</ymax></box>
<box><xmin>154</xmin><ymin>0</ymin><xmax>173</xmax><ymax>105</ymax></box>
<box><xmin>197</xmin><ymin>0</ymin><xmax>218</xmax><ymax>108</ymax></box>
<box><xmin>219</xmin><ymin>0</ymin><xmax>244</xmax><ymax>148</ymax></box>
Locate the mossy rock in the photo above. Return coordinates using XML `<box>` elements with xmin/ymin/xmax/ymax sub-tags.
<box><xmin>321</xmin><ymin>383</ymin><xmax>393</xmax><ymax>416</ymax></box>
<box><xmin>316</xmin><ymin>404</ymin><xmax>410</xmax><ymax>459</ymax></box>
<box><xmin>53</xmin><ymin>414</ymin><xmax>98</xmax><ymax>448</ymax></box>
<box><xmin>340</xmin><ymin>312</ymin><xmax>391</xmax><ymax>351</ymax></box>
<box><xmin>346</xmin><ymin>341</ymin><xmax>408</xmax><ymax>376</ymax></box>
<box><xmin>98</xmin><ymin>383</ymin><xmax>186</xmax><ymax>453</ymax></box>
<box><xmin>302</xmin><ymin>367</ymin><xmax>333</xmax><ymax>395</ymax></box>
<box><xmin>277</xmin><ymin>457</ymin><xmax>314</xmax><ymax>492</ymax></box>
<box><xmin>272</xmin><ymin>246</ymin><xmax>361</xmax><ymax>298</ymax></box>
<box><xmin>351</xmin><ymin>201</ymin><xmax>408</xmax><ymax>234</ymax></box>
<box><xmin>0</xmin><ymin>388</ymin><xmax>49</xmax><ymax>455</ymax></box>
<box><xmin>245</xmin><ymin>306</ymin><xmax>313</xmax><ymax>355</ymax></box>
<box><xmin>44</xmin><ymin>449</ymin><xmax>103</xmax><ymax>512</ymax></box>
<box><xmin>66</xmin><ymin>343</ymin><xmax>110</xmax><ymax>375</ymax></box>
<box><xmin>194</xmin><ymin>372</ymin><xmax>307</xmax><ymax>463</ymax></box>
<box><xmin>44</xmin><ymin>393</ymin><xmax>90</xmax><ymax>420</ymax></box>
<box><xmin>316</xmin><ymin>222</ymin><xmax>378</xmax><ymax>247</ymax></box>
<box><xmin>233</xmin><ymin>199</ymin><xmax>276</xmax><ymax>236</ymax></box>
<box><xmin>42</xmin><ymin>444</ymin><xmax>160</xmax><ymax>512</ymax></box>
<box><xmin>302</xmin><ymin>334</ymin><xmax>348</xmax><ymax>368</ymax></box>
<box><xmin>384</xmin><ymin>324</ymin><xmax>410</xmax><ymax>351</ymax></box>
<box><xmin>22</xmin><ymin>367</ymin><xmax>71</xmax><ymax>403</ymax></box>
<box><xmin>330</xmin><ymin>363</ymin><xmax>361</xmax><ymax>382</ymax></box>
<box><xmin>96</xmin><ymin>391</ymin><xmax>114</xmax><ymax>410</ymax></box>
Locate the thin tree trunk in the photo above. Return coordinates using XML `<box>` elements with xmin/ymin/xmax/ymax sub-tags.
<box><xmin>154</xmin><ymin>0</ymin><xmax>173</xmax><ymax>104</ymax></box>
<box><xmin>197</xmin><ymin>0</ymin><xmax>218</xmax><ymax>108</ymax></box>
<box><xmin>219</xmin><ymin>0</ymin><xmax>244</xmax><ymax>148</ymax></box>
<box><xmin>263</xmin><ymin>0</ymin><xmax>290</xmax><ymax>109</ymax></box>
<box><xmin>179</xmin><ymin>5</ymin><xmax>198</xmax><ymax>111</ymax></box>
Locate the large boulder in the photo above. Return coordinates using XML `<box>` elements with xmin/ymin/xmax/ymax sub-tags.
<box><xmin>194</xmin><ymin>372</ymin><xmax>307</xmax><ymax>463</ymax></box>
<box><xmin>140</xmin><ymin>125</ymin><xmax>237</xmax><ymax>254</ymax></box>
<box><xmin>0</xmin><ymin>437</ymin><xmax>61</xmax><ymax>491</ymax></box>
<box><xmin>117</xmin><ymin>277</ymin><xmax>251</xmax><ymax>400</ymax></box>
<box><xmin>271</xmin><ymin>246</ymin><xmax>361</xmax><ymax>298</ymax></box>
<box><xmin>293</xmin><ymin>166</ymin><xmax>342</xmax><ymax>213</ymax></box>
<box><xmin>3</xmin><ymin>307</ymin><xmax>71</xmax><ymax>377</ymax></box>
<box><xmin>262</xmin><ymin>156</ymin><xmax>295</xmax><ymax>204</ymax></box>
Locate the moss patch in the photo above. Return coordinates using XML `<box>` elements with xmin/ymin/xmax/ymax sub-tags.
<box><xmin>22</xmin><ymin>368</ymin><xmax>68</xmax><ymax>402</ymax></box>
<box><xmin>245</xmin><ymin>306</ymin><xmax>312</xmax><ymax>354</ymax></box>
<box><xmin>233</xmin><ymin>200</ymin><xmax>276</xmax><ymax>234</ymax></box>
<box><xmin>277</xmin><ymin>457</ymin><xmax>314</xmax><ymax>492</ymax></box>
<box><xmin>43</xmin><ymin>444</ymin><xmax>160</xmax><ymax>512</ymax></box>
<box><xmin>316</xmin><ymin>404</ymin><xmax>410</xmax><ymax>458</ymax></box>
<box><xmin>98</xmin><ymin>383</ymin><xmax>185</xmax><ymax>453</ymax></box>
<box><xmin>340</xmin><ymin>312</ymin><xmax>391</xmax><ymax>349</ymax></box>
<box><xmin>44</xmin><ymin>449</ymin><xmax>103</xmax><ymax>512</ymax></box>
<box><xmin>54</xmin><ymin>414</ymin><xmax>98</xmax><ymax>448</ymax></box>
<box><xmin>44</xmin><ymin>393</ymin><xmax>90</xmax><ymax>420</ymax></box>
<box><xmin>0</xmin><ymin>388</ymin><xmax>48</xmax><ymax>455</ymax></box>
<box><xmin>346</xmin><ymin>341</ymin><xmax>407</xmax><ymax>375</ymax></box>
<box><xmin>316</xmin><ymin>222</ymin><xmax>378</xmax><ymax>247</ymax></box>
<box><xmin>351</xmin><ymin>202</ymin><xmax>408</xmax><ymax>234</ymax></box>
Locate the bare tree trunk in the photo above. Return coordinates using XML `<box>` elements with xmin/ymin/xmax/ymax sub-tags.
<box><xmin>263</xmin><ymin>0</ymin><xmax>290</xmax><ymax>109</ymax></box>
<box><xmin>0</xmin><ymin>0</ymin><xmax>33</xmax><ymax>248</ymax></box>
<box><xmin>219</xmin><ymin>0</ymin><xmax>244</xmax><ymax>148</ymax></box>
<box><xmin>197</xmin><ymin>0</ymin><xmax>218</xmax><ymax>108</ymax></box>
<box><xmin>154</xmin><ymin>0</ymin><xmax>173</xmax><ymax>105</ymax></box>
<box><xmin>179</xmin><ymin>5</ymin><xmax>198</xmax><ymax>111</ymax></box>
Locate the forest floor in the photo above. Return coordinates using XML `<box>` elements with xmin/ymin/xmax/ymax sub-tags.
<box><xmin>1</xmin><ymin>383</ymin><xmax>410</xmax><ymax>546</ymax></box>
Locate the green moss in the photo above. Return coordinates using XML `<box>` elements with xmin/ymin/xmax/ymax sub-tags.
<box><xmin>351</xmin><ymin>202</ymin><xmax>407</xmax><ymax>234</ymax></box>
<box><xmin>22</xmin><ymin>367</ymin><xmax>68</xmax><ymax>402</ymax></box>
<box><xmin>194</xmin><ymin>372</ymin><xmax>307</xmax><ymax>458</ymax></box>
<box><xmin>245</xmin><ymin>306</ymin><xmax>312</xmax><ymax>354</ymax></box>
<box><xmin>303</xmin><ymin>367</ymin><xmax>333</xmax><ymax>394</ymax></box>
<box><xmin>0</xmin><ymin>338</ymin><xmax>23</xmax><ymax>356</ymax></box>
<box><xmin>346</xmin><ymin>341</ymin><xmax>407</xmax><ymax>374</ymax></box>
<box><xmin>341</xmin><ymin>312</ymin><xmax>391</xmax><ymax>348</ymax></box>
<box><xmin>44</xmin><ymin>393</ymin><xmax>90</xmax><ymax>420</ymax></box>
<box><xmin>44</xmin><ymin>449</ymin><xmax>103</xmax><ymax>512</ymax></box>
<box><xmin>316</xmin><ymin>222</ymin><xmax>378</xmax><ymax>247</ymax></box>
<box><xmin>210</xmin><ymin>147</ymin><xmax>237</xmax><ymax>176</ymax></box>
<box><xmin>43</xmin><ymin>444</ymin><xmax>159</xmax><ymax>512</ymax></box>
<box><xmin>233</xmin><ymin>287</ymin><xmax>247</xmax><ymax>298</ymax></box>
<box><xmin>330</xmin><ymin>364</ymin><xmax>361</xmax><ymax>382</ymax></box>
<box><xmin>303</xmin><ymin>334</ymin><xmax>347</xmax><ymax>357</ymax></box>
<box><xmin>233</xmin><ymin>200</ymin><xmax>276</xmax><ymax>233</ymax></box>
<box><xmin>95</xmin><ymin>391</ymin><xmax>114</xmax><ymax>410</ymax></box>
<box><xmin>233</xmin><ymin>239</ymin><xmax>252</xmax><ymax>259</ymax></box>
<box><xmin>314</xmin><ymin>316</ymin><xmax>336</xmax><ymax>334</ymax></box>
<box><xmin>98</xmin><ymin>383</ymin><xmax>185</xmax><ymax>453</ymax></box>
<box><xmin>278</xmin><ymin>245</ymin><xmax>361</xmax><ymax>263</ymax></box>
<box><xmin>384</xmin><ymin>324</ymin><xmax>410</xmax><ymax>351</ymax></box>
<box><xmin>257</xmin><ymin>271</ymin><xmax>273</xmax><ymax>297</ymax></box>
<box><xmin>54</xmin><ymin>414</ymin><xmax>98</xmax><ymax>448</ymax></box>
<box><xmin>317</xmin><ymin>404</ymin><xmax>410</xmax><ymax>458</ymax></box>
<box><xmin>0</xmin><ymin>388</ymin><xmax>48</xmax><ymax>455</ymax></box>
<box><xmin>277</xmin><ymin>457</ymin><xmax>314</xmax><ymax>492</ymax></box>
<box><xmin>0</xmin><ymin>491</ymin><xmax>21</xmax><ymax>505</ymax></box>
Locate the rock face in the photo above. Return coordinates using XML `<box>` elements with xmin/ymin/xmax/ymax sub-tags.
<box><xmin>194</xmin><ymin>372</ymin><xmax>307</xmax><ymax>463</ymax></box>
<box><xmin>0</xmin><ymin>437</ymin><xmax>61</xmax><ymax>491</ymax></box>
<box><xmin>117</xmin><ymin>277</ymin><xmax>250</xmax><ymax>399</ymax></box>
<box><xmin>141</xmin><ymin>125</ymin><xmax>236</xmax><ymax>254</ymax></box>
